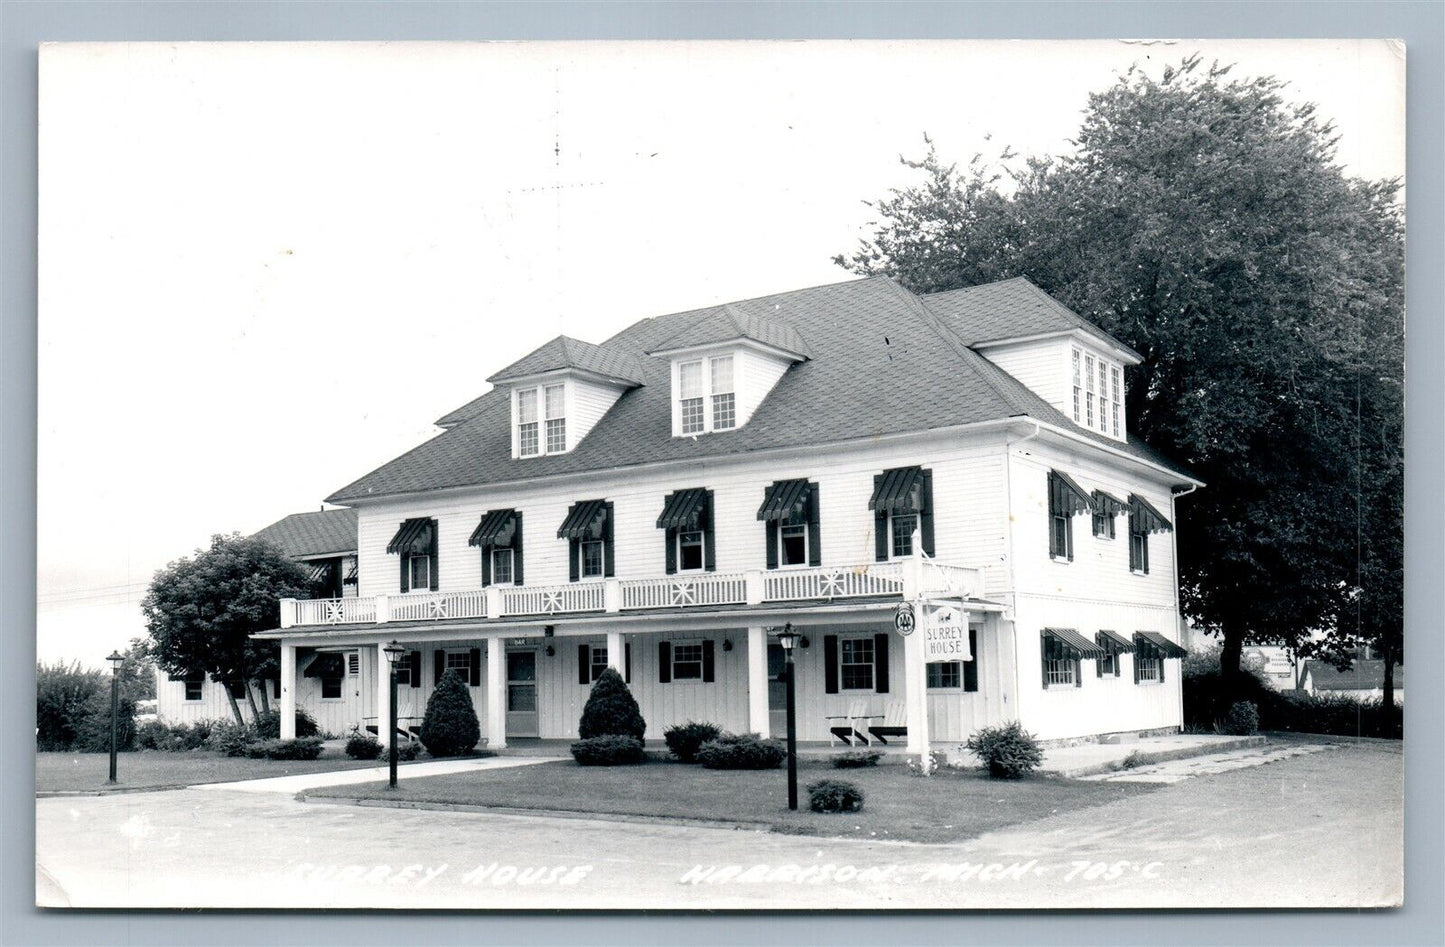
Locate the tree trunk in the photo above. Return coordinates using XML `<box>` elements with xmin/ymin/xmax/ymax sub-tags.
<box><xmin>244</xmin><ymin>681</ymin><xmax>261</xmax><ymax>721</ymax></box>
<box><xmin>1381</xmin><ymin>641</ymin><xmax>1396</xmax><ymax>709</ymax></box>
<box><xmin>223</xmin><ymin>685</ymin><xmax>244</xmax><ymax>726</ymax></box>
<box><xmin>257</xmin><ymin>681</ymin><xmax>271</xmax><ymax>715</ymax></box>
<box><xmin>1219</xmin><ymin>620</ymin><xmax>1245</xmax><ymax>680</ymax></box>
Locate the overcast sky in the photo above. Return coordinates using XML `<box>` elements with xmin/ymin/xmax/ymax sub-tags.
<box><xmin>36</xmin><ymin>39</ymin><xmax>1405</xmax><ymax>666</ymax></box>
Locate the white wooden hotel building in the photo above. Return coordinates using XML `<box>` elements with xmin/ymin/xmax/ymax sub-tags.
<box><xmin>256</xmin><ymin>276</ymin><xmax>1198</xmax><ymax>751</ymax></box>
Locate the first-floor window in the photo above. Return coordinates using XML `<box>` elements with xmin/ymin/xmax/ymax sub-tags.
<box><xmin>395</xmin><ymin>652</ymin><xmax>412</xmax><ymax>686</ymax></box>
<box><xmin>840</xmin><ymin>637</ymin><xmax>876</xmax><ymax>690</ymax></box>
<box><xmin>677</xmin><ymin>530</ymin><xmax>704</xmax><ymax>572</ymax></box>
<box><xmin>1136</xmin><ymin>651</ymin><xmax>1162</xmax><ymax>683</ymax></box>
<box><xmin>927</xmin><ymin>662</ymin><xmax>961</xmax><ymax>689</ymax></box>
<box><xmin>780</xmin><ymin>523</ymin><xmax>808</xmax><ymax>566</ymax></box>
<box><xmin>445</xmin><ymin>650</ymin><xmax>471</xmax><ymax>683</ymax></box>
<box><xmin>408</xmin><ymin>554</ymin><xmax>431</xmax><ymax>591</ymax></box>
<box><xmin>491</xmin><ymin>547</ymin><xmax>514</xmax><ymax>585</ymax></box>
<box><xmin>589</xmin><ymin>646</ymin><xmax>609</xmax><ymax>683</ymax></box>
<box><xmin>672</xmin><ymin>642</ymin><xmax>704</xmax><ymax>680</ymax></box>
<box><xmin>1043</xmin><ymin>637</ymin><xmax>1078</xmax><ymax>687</ymax></box>
<box><xmin>890</xmin><ymin>513</ymin><xmax>918</xmax><ymax>559</ymax></box>
<box><xmin>578</xmin><ymin>540</ymin><xmax>605</xmax><ymax>579</ymax></box>
<box><xmin>184</xmin><ymin>676</ymin><xmax>203</xmax><ymax>701</ymax></box>
<box><xmin>321</xmin><ymin>676</ymin><xmax>343</xmax><ymax>699</ymax></box>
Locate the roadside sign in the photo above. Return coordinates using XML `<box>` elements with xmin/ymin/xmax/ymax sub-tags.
<box><xmin>923</xmin><ymin>606</ymin><xmax>971</xmax><ymax>661</ymax></box>
<box><xmin>893</xmin><ymin>603</ymin><xmax>916</xmax><ymax>636</ymax></box>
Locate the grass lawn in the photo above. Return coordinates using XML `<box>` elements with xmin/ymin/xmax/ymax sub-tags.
<box><xmin>36</xmin><ymin>750</ymin><xmax>384</xmax><ymax>794</ymax></box>
<box><xmin>315</xmin><ymin>760</ymin><xmax>1160</xmax><ymax>844</ymax></box>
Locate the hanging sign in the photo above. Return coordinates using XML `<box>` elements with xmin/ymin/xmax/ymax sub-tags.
<box><xmin>923</xmin><ymin>606</ymin><xmax>970</xmax><ymax>661</ymax></box>
<box><xmin>893</xmin><ymin>603</ymin><xmax>916</xmax><ymax>636</ymax></box>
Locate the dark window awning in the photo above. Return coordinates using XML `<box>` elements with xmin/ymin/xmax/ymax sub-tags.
<box><xmin>1049</xmin><ymin>470</ymin><xmax>1093</xmax><ymax>516</ymax></box>
<box><xmin>657</xmin><ymin>488</ymin><xmax>710</xmax><ymax>530</ymax></box>
<box><xmin>469</xmin><ymin>509</ymin><xmax>518</xmax><ymax>548</ymax></box>
<box><xmin>1042</xmin><ymin>627</ymin><xmax>1108</xmax><ymax>660</ymax></box>
<box><xmin>1134</xmin><ymin>631</ymin><xmax>1187</xmax><ymax>658</ymax></box>
<box><xmin>303</xmin><ymin>652</ymin><xmax>346</xmax><ymax>679</ymax></box>
<box><xmin>1097</xmin><ymin>629</ymin><xmax>1136</xmax><ymax>654</ymax></box>
<box><xmin>757</xmin><ymin>479</ymin><xmax>812</xmax><ymax>522</ymax></box>
<box><xmin>1129</xmin><ymin>494</ymin><xmax>1174</xmax><ymax>533</ymax></box>
<box><xmin>1092</xmin><ymin>490</ymin><xmax>1127</xmax><ymax>517</ymax></box>
<box><xmin>306</xmin><ymin>561</ymin><xmax>333</xmax><ymax>584</ymax></box>
<box><xmin>868</xmin><ymin>466</ymin><xmax>925</xmax><ymax>514</ymax></box>
<box><xmin>386</xmin><ymin>518</ymin><xmax>434</xmax><ymax>555</ymax></box>
<box><xmin>344</xmin><ymin>563</ymin><xmax>358</xmax><ymax>582</ymax></box>
<box><xmin>558</xmin><ymin>499</ymin><xmax>609</xmax><ymax>540</ymax></box>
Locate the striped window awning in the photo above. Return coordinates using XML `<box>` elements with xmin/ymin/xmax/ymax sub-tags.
<box><xmin>1097</xmin><ymin>629</ymin><xmax>1137</xmax><ymax>654</ymax></box>
<box><xmin>306</xmin><ymin>561</ymin><xmax>333</xmax><ymax>584</ymax></box>
<box><xmin>1042</xmin><ymin>627</ymin><xmax>1108</xmax><ymax>660</ymax></box>
<box><xmin>1134</xmin><ymin>631</ymin><xmax>1187</xmax><ymax>658</ymax></box>
<box><xmin>1049</xmin><ymin>470</ymin><xmax>1094</xmax><ymax>516</ymax></box>
<box><xmin>1092</xmin><ymin>490</ymin><xmax>1127</xmax><ymax>517</ymax></box>
<box><xmin>1128</xmin><ymin>494</ymin><xmax>1174</xmax><ymax>533</ymax></box>
<box><xmin>557</xmin><ymin>499</ymin><xmax>609</xmax><ymax>540</ymax></box>
<box><xmin>302</xmin><ymin>652</ymin><xmax>346</xmax><ymax>679</ymax></box>
<box><xmin>657</xmin><ymin>488</ymin><xmax>710</xmax><ymax>530</ymax></box>
<box><xmin>344</xmin><ymin>562</ymin><xmax>358</xmax><ymax>582</ymax></box>
<box><xmin>386</xmin><ymin>518</ymin><xmax>434</xmax><ymax>555</ymax></box>
<box><xmin>757</xmin><ymin>479</ymin><xmax>812</xmax><ymax>522</ymax></box>
<box><xmin>868</xmin><ymin>466</ymin><xmax>925</xmax><ymax>514</ymax></box>
<box><xmin>468</xmin><ymin>509</ymin><xmax>518</xmax><ymax>548</ymax></box>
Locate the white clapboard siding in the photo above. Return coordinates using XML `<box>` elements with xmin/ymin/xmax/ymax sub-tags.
<box><xmin>735</xmin><ymin>347</ymin><xmax>793</xmax><ymax>429</ymax></box>
<box><xmin>977</xmin><ymin>337</ymin><xmax>1071</xmax><ymax>413</ymax></box>
<box><xmin>154</xmin><ymin>677</ymin><xmax>264</xmax><ymax>726</ymax></box>
<box><xmin>568</xmin><ymin>377</ymin><xmax>629</xmax><ymax>452</ymax></box>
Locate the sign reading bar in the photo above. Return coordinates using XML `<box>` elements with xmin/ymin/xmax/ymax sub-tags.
<box><xmin>923</xmin><ymin>606</ymin><xmax>971</xmax><ymax>662</ymax></box>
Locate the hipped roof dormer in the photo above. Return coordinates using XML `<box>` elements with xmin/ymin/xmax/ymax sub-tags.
<box><xmin>489</xmin><ymin>335</ymin><xmax>645</xmax><ymax>459</ymax></box>
<box><xmin>647</xmin><ymin>304</ymin><xmax>811</xmax><ymax>438</ymax></box>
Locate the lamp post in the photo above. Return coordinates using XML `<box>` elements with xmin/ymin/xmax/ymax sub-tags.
<box><xmin>776</xmin><ymin>625</ymin><xmax>800</xmax><ymax>811</ymax></box>
<box><xmin>382</xmin><ymin>640</ymin><xmax>405</xmax><ymax>789</ymax></box>
<box><xmin>105</xmin><ymin>650</ymin><xmax>124</xmax><ymax>784</ymax></box>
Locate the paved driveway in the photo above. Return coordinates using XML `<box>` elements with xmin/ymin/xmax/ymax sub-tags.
<box><xmin>35</xmin><ymin>740</ymin><xmax>1401</xmax><ymax>910</ymax></box>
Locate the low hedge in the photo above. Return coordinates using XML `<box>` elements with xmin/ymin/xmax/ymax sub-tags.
<box><xmin>831</xmin><ymin>750</ymin><xmax>881</xmax><ymax>769</ymax></box>
<box><xmin>246</xmin><ymin>737</ymin><xmax>324</xmax><ymax>760</ymax></box>
<box><xmin>663</xmin><ymin>722</ymin><xmax>722</xmax><ymax>763</ymax></box>
<box><xmin>695</xmin><ymin>733</ymin><xmax>786</xmax><ymax>770</ymax></box>
<box><xmin>807</xmin><ymin>778</ymin><xmax>865</xmax><ymax>813</ymax></box>
<box><xmin>571</xmin><ymin>734</ymin><xmax>646</xmax><ymax>766</ymax></box>
<box><xmin>1184</xmin><ymin>669</ymin><xmax>1402</xmax><ymax>739</ymax></box>
<box><xmin>345</xmin><ymin>730</ymin><xmax>384</xmax><ymax>760</ymax></box>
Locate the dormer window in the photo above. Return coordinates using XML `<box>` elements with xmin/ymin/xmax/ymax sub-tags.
<box><xmin>677</xmin><ymin>355</ymin><xmax>736</xmax><ymax>435</ymax></box>
<box><xmin>515</xmin><ymin>383</ymin><xmax>567</xmax><ymax>458</ymax></box>
<box><xmin>710</xmin><ymin>355</ymin><xmax>736</xmax><ymax>430</ymax></box>
<box><xmin>1071</xmin><ymin>346</ymin><xmax>1123</xmax><ymax>439</ymax></box>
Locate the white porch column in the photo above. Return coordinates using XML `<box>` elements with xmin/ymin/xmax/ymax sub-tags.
<box><xmin>280</xmin><ymin>644</ymin><xmax>297</xmax><ymax>740</ymax></box>
<box><xmin>375</xmin><ymin>642</ymin><xmax>393</xmax><ymax>754</ymax></box>
<box><xmin>747</xmin><ymin>626</ymin><xmax>769</xmax><ymax>738</ymax></box>
<box><xmin>486</xmin><ymin>636</ymin><xmax>507</xmax><ymax>749</ymax></box>
<box><xmin>606</xmin><ymin>631</ymin><xmax>624</xmax><ymax>674</ymax></box>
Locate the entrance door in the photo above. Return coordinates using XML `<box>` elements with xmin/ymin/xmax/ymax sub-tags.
<box><xmin>506</xmin><ymin>650</ymin><xmax>539</xmax><ymax>738</ymax></box>
<box><xmin>767</xmin><ymin>642</ymin><xmax>788</xmax><ymax>737</ymax></box>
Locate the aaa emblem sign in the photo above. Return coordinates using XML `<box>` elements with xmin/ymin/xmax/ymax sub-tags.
<box><xmin>893</xmin><ymin>603</ymin><xmax>916</xmax><ymax>636</ymax></box>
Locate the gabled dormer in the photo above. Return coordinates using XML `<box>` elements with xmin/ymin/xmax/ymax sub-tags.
<box><xmin>647</xmin><ymin>304</ymin><xmax>811</xmax><ymax>437</ymax></box>
<box><xmin>487</xmin><ymin>336</ymin><xmax>646</xmax><ymax>459</ymax></box>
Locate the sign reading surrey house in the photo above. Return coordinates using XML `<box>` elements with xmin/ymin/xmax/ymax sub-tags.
<box><xmin>923</xmin><ymin>605</ymin><xmax>969</xmax><ymax>662</ymax></box>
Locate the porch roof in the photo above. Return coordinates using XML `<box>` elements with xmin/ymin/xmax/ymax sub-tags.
<box><xmin>255</xmin><ymin>594</ymin><xmax>1008</xmax><ymax>643</ymax></box>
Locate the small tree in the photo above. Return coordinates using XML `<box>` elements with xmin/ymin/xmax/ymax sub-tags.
<box><xmin>577</xmin><ymin>668</ymin><xmax>646</xmax><ymax>742</ymax></box>
<box><xmin>36</xmin><ymin>660</ymin><xmax>106</xmax><ymax>750</ymax></box>
<box><xmin>419</xmin><ymin>669</ymin><xmax>480</xmax><ymax>757</ymax></box>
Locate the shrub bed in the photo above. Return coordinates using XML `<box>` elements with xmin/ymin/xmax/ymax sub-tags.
<box><xmin>965</xmin><ymin>722</ymin><xmax>1043</xmax><ymax>779</ymax></box>
<box><xmin>663</xmin><ymin>722</ymin><xmax>722</xmax><ymax>763</ymax></box>
<box><xmin>1222</xmin><ymin>700</ymin><xmax>1260</xmax><ymax>736</ymax></box>
<box><xmin>570</xmin><ymin>734</ymin><xmax>646</xmax><ymax>766</ymax></box>
<box><xmin>1184</xmin><ymin>667</ymin><xmax>1401</xmax><ymax>738</ymax></box>
<box><xmin>831</xmin><ymin>750</ymin><xmax>881</xmax><ymax>769</ymax></box>
<box><xmin>807</xmin><ymin>778</ymin><xmax>865</xmax><ymax>813</ymax></box>
<box><xmin>695</xmin><ymin>733</ymin><xmax>786</xmax><ymax>770</ymax></box>
<box><xmin>345</xmin><ymin>730</ymin><xmax>384</xmax><ymax>760</ymax></box>
<box><xmin>252</xmin><ymin>708</ymin><xmax>320</xmax><ymax>739</ymax></box>
<box><xmin>246</xmin><ymin>737</ymin><xmax>324</xmax><ymax>760</ymax></box>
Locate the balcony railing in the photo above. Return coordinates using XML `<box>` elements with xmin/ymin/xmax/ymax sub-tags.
<box><xmin>278</xmin><ymin>560</ymin><xmax>982</xmax><ymax>629</ymax></box>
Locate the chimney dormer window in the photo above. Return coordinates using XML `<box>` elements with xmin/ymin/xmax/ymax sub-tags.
<box><xmin>515</xmin><ymin>382</ymin><xmax>568</xmax><ymax>458</ymax></box>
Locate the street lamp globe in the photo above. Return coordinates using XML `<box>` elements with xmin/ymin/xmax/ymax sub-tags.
<box><xmin>106</xmin><ymin>650</ymin><xmax>124</xmax><ymax>671</ymax></box>
<box><xmin>776</xmin><ymin>626</ymin><xmax>800</xmax><ymax>652</ymax></box>
<box><xmin>383</xmin><ymin>640</ymin><xmax>405</xmax><ymax>665</ymax></box>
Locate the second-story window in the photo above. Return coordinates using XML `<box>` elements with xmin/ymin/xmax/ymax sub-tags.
<box><xmin>1047</xmin><ymin>470</ymin><xmax>1092</xmax><ymax>563</ymax></box>
<box><xmin>780</xmin><ymin>523</ymin><xmax>808</xmax><ymax>566</ymax></box>
<box><xmin>677</xmin><ymin>355</ymin><xmax>737</xmax><ymax>436</ymax></box>
<box><xmin>387</xmin><ymin>517</ymin><xmax>438</xmax><ymax>593</ymax></box>
<box><xmin>659</xmin><ymin>488</ymin><xmax>715</xmax><ymax>575</ymax></box>
<box><xmin>870</xmin><ymin>467</ymin><xmax>933</xmax><ymax>562</ymax></box>
<box><xmin>759</xmin><ymin>479</ymin><xmax>820</xmax><ymax>569</ymax></box>
<box><xmin>471</xmin><ymin>508</ymin><xmax>524</xmax><ymax>586</ymax></box>
<box><xmin>1127</xmin><ymin>494</ymin><xmax>1173</xmax><ymax>576</ymax></box>
<box><xmin>579</xmin><ymin>540</ymin><xmax>605</xmax><ymax>579</ymax></box>
<box><xmin>677</xmin><ymin>531</ymin><xmax>705</xmax><ymax>572</ymax></box>
<box><xmin>408</xmin><ymin>554</ymin><xmax>430</xmax><ymax>591</ymax></box>
<box><xmin>560</xmin><ymin>499</ymin><xmax>614</xmax><ymax>582</ymax></box>
<box><xmin>491</xmin><ymin>548</ymin><xmax>514</xmax><ymax>584</ymax></box>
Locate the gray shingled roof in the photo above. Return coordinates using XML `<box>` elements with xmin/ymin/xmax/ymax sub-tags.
<box><xmin>485</xmin><ymin>334</ymin><xmax>647</xmax><ymax>387</ymax></box>
<box><xmin>921</xmin><ymin>276</ymin><xmax>1143</xmax><ymax>360</ymax></box>
<box><xmin>251</xmin><ymin>508</ymin><xmax>358</xmax><ymax>559</ymax></box>
<box><xmin>332</xmin><ymin>276</ymin><xmax>1189</xmax><ymax>504</ymax></box>
<box><xmin>647</xmin><ymin>302</ymin><xmax>814</xmax><ymax>359</ymax></box>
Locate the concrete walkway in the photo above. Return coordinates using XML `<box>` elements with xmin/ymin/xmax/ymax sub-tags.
<box><xmin>1036</xmin><ymin>733</ymin><xmax>1267</xmax><ymax>778</ymax></box>
<box><xmin>191</xmin><ymin>755</ymin><xmax>563</xmax><ymax>794</ymax></box>
<box><xmin>1076</xmin><ymin>741</ymin><xmax>1333</xmax><ymax>783</ymax></box>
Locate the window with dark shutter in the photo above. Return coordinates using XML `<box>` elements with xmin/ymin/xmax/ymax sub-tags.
<box><xmin>388</xmin><ymin>518</ymin><xmax>438</xmax><ymax>593</ymax></box>
<box><xmin>558</xmin><ymin>500</ymin><xmax>612</xmax><ymax>582</ymax></box>
<box><xmin>659</xmin><ymin>488</ymin><xmax>714</xmax><ymax>574</ymax></box>
<box><xmin>1047</xmin><ymin>471</ymin><xmax>1092</xmax><ymax>562</ymax></box>
<box><xmin>471</xmin><ymin>509</ymin><xmax>523</xmax><ymax>586</ymax></box>
<box><xmin>869</xmin><ymin>467</ymin><xmax>932</xmax><ymax>560</ymax></box>
<box><xmin>757</xmin><ymin>480</ymin><xmax>817</xmax><ymax>569</ymax></box>
<box><xmin>1127</xmin><ymin>494</ymin><xmax>1172</xmax><ymax>575</ymax></box>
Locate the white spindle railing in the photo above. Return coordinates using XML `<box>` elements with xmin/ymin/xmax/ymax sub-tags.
<box><xmin>920</xmin><ymin>561</ymin><xmax>984</xmax><ymax>600</ymax></box>
<box><xmin>619</xmin><ymin>573</ymin><xmax>749</xmax><ymax>610</ymax></box>
<box><xmin>500</xmin><ymin>582</ymin><xmax>606</xmax><ymax>616</ymax></box>
<box><xmin>292</xmin><ymin>596</ymin><xmax>378</xmax><ymax>626</ymax></box>
<box><xmin>387</xmin><ymin>589</ymin><xmax>489</xmax><ymax>622</ymax></box>
<box><xmin>762</xmin><ymin>562</ymin><xmax>905</xmax><ymax>602</ymax></box>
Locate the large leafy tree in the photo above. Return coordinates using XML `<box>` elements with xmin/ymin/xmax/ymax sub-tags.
<box><xmin>142</xmin><ymin>533</ymin><xmax>317</xmax><ymax>723</ymax></box>
<box><xmin>838</xmin><ymin>57</ymin><xmax>1404</xmax><ymax>682</ymax></box>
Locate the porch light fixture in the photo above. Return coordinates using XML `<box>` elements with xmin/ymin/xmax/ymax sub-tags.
<box><xmin>774</xmin><ymin>625</ymin><xmax>800</xmax><ymax>811</ymax></box>
<box><xmin>544</xmin><ymin>625</ymin><xmax>555</xmax><ymax>638</ymax></box>
<box><xmin>382</xmin><ymin>640</ymin><xmax>406</xmax><ymax>789</ymax></box>
<box><xmin>722</xmin><ymin>638</ymin><xmax>733</xmax><ymax>652</ymax></box>
<box><xmin>545</xmin><ymin>645</ymin><xmax>556</xmax><ymax>658</ymax></box>
<box><xmin>105</xmin><ymin>650</ymin><xmax>124</xmax><ymax>784</ymax></box>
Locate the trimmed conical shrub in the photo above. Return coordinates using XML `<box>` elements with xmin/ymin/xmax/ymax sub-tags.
<box><xmin>419</xmin><ymin>668</ymin><xmax>480</xmax><ymax>757</ymax></box>
<box><xmin>577</xmin><ymin>667</ymin><xmax>646</xmax><ymax>741</ymax></box>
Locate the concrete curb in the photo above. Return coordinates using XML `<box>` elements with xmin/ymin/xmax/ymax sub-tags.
<box><xmin>1041</xmin><ymin>735</ymin><xmax>1270</xmax><ymax>779</ymax></box>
